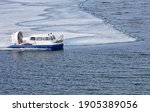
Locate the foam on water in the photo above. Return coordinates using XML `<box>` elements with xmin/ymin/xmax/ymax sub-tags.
<box><xmin>0</xmin><ymin>0</ymin><xmax>135</xmax><ymax>47</ymax></box>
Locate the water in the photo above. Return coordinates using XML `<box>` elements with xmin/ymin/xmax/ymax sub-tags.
<box><xmin>0</xmin><ymin>0</ymin><xmax>134</xmax><ymax>46</ymax></box>
<box><xmin>0</xmin><ymin>0</ymin><xmax>150</xmax><ymax>94</ymax></box>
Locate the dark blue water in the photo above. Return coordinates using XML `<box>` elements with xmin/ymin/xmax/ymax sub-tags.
<box><xmin>0</xmin><ymin>0</ymin><xmax>150</xmax><ymax>95</ymax></box>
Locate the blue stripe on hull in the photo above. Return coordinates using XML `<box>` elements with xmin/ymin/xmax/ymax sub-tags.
<box><xmin>8</xmin><ymin>44</ymin><xmax>63</xmax><ymax>50</ymax></box>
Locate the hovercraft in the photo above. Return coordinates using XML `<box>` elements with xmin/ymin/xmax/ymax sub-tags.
<box><xmin>8</xmin><ymin>31</ymin><xmax>63</xmax><ymax>50</ymax></box>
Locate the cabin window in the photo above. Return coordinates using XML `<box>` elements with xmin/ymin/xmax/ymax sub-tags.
<box><xmin>36</xmin><ymin>37</ymin><xmax>42</xmax><ymax>41</ymax></box>
<box><xmin>30</xmin><ymin>37</ymin><xmax>35</xmax><ymax>40</ymax></box>
<box><xmin>42</xmin><ymin>37</ymin><xmax>51</xmax><ymax>40</ymax></box>
<box><xmin>47</xmin><ymin>37</ymin><xmax>52</xmax><ymax>40</ymax></box>
<box><xmin>42</xmin><ymin>37</ymin><xmax>47</xmax><ymax>40</ymax></box>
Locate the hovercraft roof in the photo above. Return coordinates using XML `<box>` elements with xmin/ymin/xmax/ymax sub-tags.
<box><xmin>30</xmin><ymin>33</ymin><xmax>50</xmax><ymax>37</ymax></box>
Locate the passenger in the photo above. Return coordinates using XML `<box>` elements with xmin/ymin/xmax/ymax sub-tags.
<box><xmin>49</xmin><ymin>33</ymin><xmax>55</xmax><ymax>40</ymax></box>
